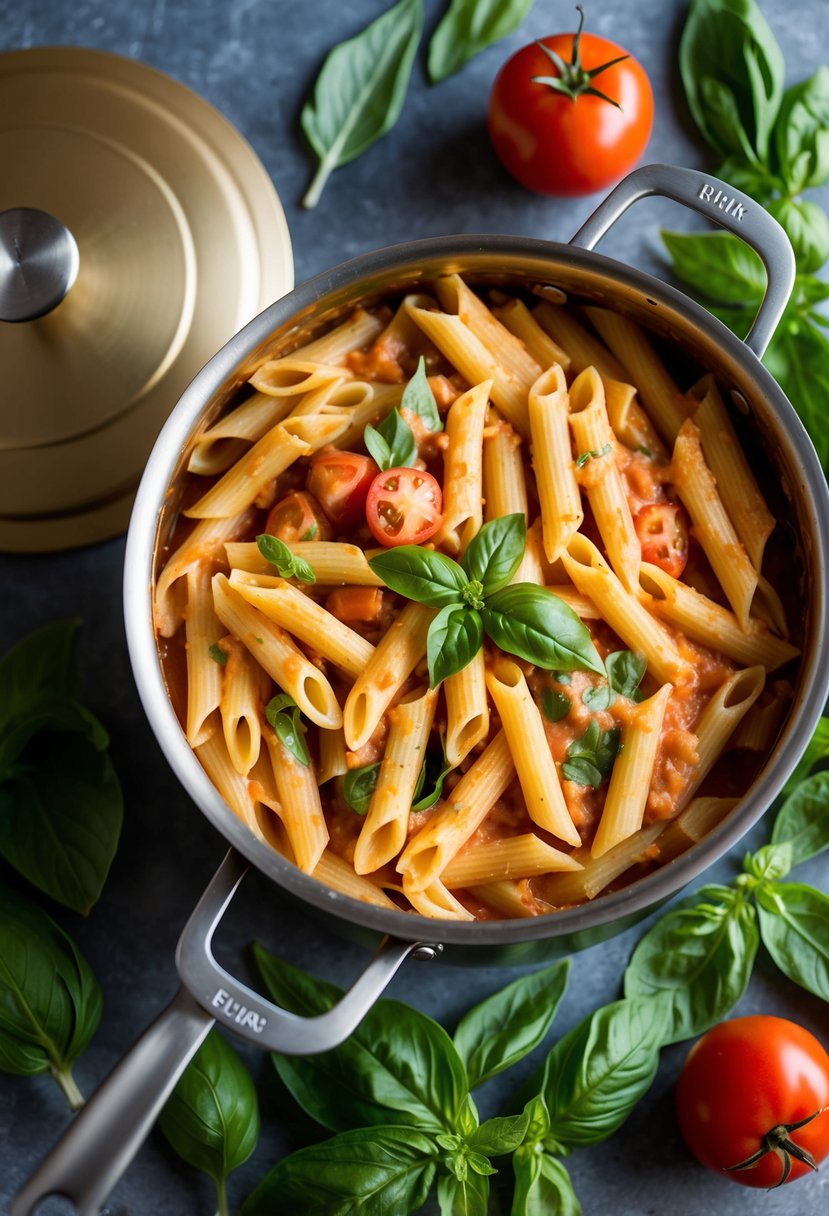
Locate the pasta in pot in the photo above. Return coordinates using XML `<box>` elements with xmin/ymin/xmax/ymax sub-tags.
<box><xmin>154</xmin><ymin>278</ymin><xmax>800</xmax><ymax>921</ymax></box>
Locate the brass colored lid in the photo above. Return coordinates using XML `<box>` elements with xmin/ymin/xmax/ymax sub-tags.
<box><xmin>0</xmin><ymin>46</ymin><xmax>293</xmax><ymax>552</ymax></box>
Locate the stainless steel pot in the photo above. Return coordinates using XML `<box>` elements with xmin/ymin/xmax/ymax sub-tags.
<box><xmin>15</xmin><ymin>164</ymin><xmax>829</xmax><ymax>1216</ymax></box>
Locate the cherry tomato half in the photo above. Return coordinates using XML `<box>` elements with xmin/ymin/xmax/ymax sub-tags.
<box><xmin>676</xmin><ymin>1016</ymin><xmax>829</xmax><ymax>1188</ymax></box>
<box><xmin>488</xmin><ymin>11</ymin><xmax>653</xmax><ymax>196</ymax></box>
<box><xmin>265</xmin><ymin>491</ymin><xmax>332</xmax><ymax>544</ymax></box>
<box><xmin>307</xmin><ymin>449</ymin><xmax>379</xmax><ymax>530</ymax></box>
<box><xmin>634</xmin><ymin>502</ymin><xmax>689</xmax><ymax>578</ymax></box>
<box><xmin>365</xmin><ymin>468</ymin><xmax>443</xmax><ymax>547</ymax></box>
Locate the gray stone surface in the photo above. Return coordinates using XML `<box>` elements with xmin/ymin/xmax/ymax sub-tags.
<box><xmin>1</xmin><ymin>1</ymin><xmax>828</xmax><ymax>1213</ymax></box>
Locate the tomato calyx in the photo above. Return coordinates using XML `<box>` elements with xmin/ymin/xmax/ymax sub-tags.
<box><xmin>726</xmin><ymin>1109</ymin><xmax>825</xmax><ymax>1188</ymax></box>
<box><xmin>531</xmin><ymin>5</ymin><xmax>629</xmax><ymax>108</ymax></box>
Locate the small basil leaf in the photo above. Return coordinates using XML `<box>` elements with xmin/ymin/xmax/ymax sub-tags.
<box><xmin>158</xmin><ymin>1030</ymin><xmax>259</xmax><ymax>1204</ymax></box>
<box><xmin>369</xmin><ymin>547</ymin><xmax>467</xmax><ymax>606</ymax></box>
<box><xmin>343</xmin><ymin>763</ymin><xmax>381</xmax><ymax>815</ymax></box>
<box><xmin>623</xmin><ymin>884</ymin><xmax>758</xmax><ymax>1044</ymax></box>
<box><xmin>581</xmin><ymin>684</ymin><xmax>614</xmax><ymax>712</ymax></box>
<box><xmin>364</xmin><ymin>423</ymin><xmax>392</xmax><ymax>470</ymax></box>
<box><xmin>562</xmin><ymin>721</ymin><xmax>619</xmax><ymax>789</ymax></box>
<box><xmin>0</xmin><ymin>885</ymin><xmax>101</xmax><ymax>1107</ymax></box>
<box><xmin>771</xmin><ymin>771</ymin><xmax>829</xmax><ymax>868</ymax></box>
<box><xmin>756</xmin><ymin>881</ymin><xmax>829</xmax><ymax>1002</ymax></box>
<box><xmin>400</xmin><ymin>355</ymin><xmax>442</xmax><ymax>432</ymax></box>
<box><xmin>542</xmin><ymin>996</ymin><xmax>668</xmax><ymax>1151</ymax></box>
<box><xmin>300</xmin><ymin>0</ymin><xmax>424</xmax><ymax>208</ymax></box>
<box><xmin>265</xmin><ymin>695</ymin><xmax>310</xmax><ymax>766</ymax></box>
<box><xmin>256</xmin><ymin>533</ymin><xmax>316</xmax><ymax>584</ymax></box>
<box><xmin>775</xmin><ymin>66</ymin><xmax>829</xmax><ymax>194</ymax></box>
<box><xmin>461</xmin><ymin>513</ymin><xmax>526</xmax><ymax>594</ymax></box>
<box><xmin>540</xmin><ymin>688</ymin><xmax>570</xmax><ymax>723</ymax></box>
<box><xmin>243</xmin><ymin>1126</ymin><xmax>438</xmax><ymax>1216</ymax></box>
<box><xmin>208</xmin><ymin>642</ymin><xmax>228</xmax><ymax>666</ymax></box>
<box><xmin>437</xmin><ymin>1168</ymin><xmax>490</xmax><ymax>1216</ymax></box>
<box><xmin>511</xmin><ymin>1148</ymin><xmax>581</xmax><ymax>1216</ymax></box>
<box><xmin>454</xmin><ymin>960</ymin><xmax>569</xmax><ymax>1089</ymax></box>
<box><xmin>605</xmin><ymin>651</ymin><xmax>647</xmax><ymax>702</ymax></box>
<box><xmin>412</xmin><ymin>743</ymin><xmax>452</xmax><ymax>811</ymax></box>
<box><xmin>428</xmin><ymin>0</ymin><xmax>533</xmax><ymax>83</ymax></box>
<box><xmin>743</xmin><ymin>841</ymin><xmax>792</xmax><ymax>883</ymax></box>
<box><xmin>374</xmin><ymin>407</ymin><xmax>419</xmax><ymax>470</ymax></box>
<box><xmin>468</xmin><ymin>1111</ymin><xmax>530</xmax><ymax>1157</ymax></box>
<box><xmin>427</xmin><ymin>605</ymin><xmax>483</xmax><ymax>687</ymax></box>
<box><xmin>781</xmin><ymin>716</ymin><xmax>829</xmax><ymax>796</ymax></box>
<box><xmin>481</xmin><ymin>586</ymin><xmax>605</xmax><ymax>676</ymax></box>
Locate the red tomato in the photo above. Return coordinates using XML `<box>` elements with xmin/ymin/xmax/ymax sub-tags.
<box><xmin>676</xmin><ymin>1016</ymin><xmax>829</xmax><ymax>1188</ymax></box>
<box><xmin>306</xmin><ymin>449</ymin><xmax>379</xmax><ymax>529</ymax></box>
<box><xmin>365</xmin><ymin>468</ymin><xmax>443</xmax><ymax>547</ymax></box>
<box><xmin>488</xmin><ymin>11</ymin><xmax>653</xmax><ymax>196</ymax></box>
<box><xmin>634</xmin><ymin>502</ymin><xmax>689</xmax><ymax>577</ymax></box>
<box><xmin>264</xmin><ymin>491</ymin><xmax>332</xmax><ymax>544</ymax></box>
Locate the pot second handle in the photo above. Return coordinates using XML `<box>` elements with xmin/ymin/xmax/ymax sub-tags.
<box><xmin>569</xmin><ymin>162</ymin><xmax>796</xmax><ymax>359</ymax></box>
<box><xmin>13</xmin><ymin>850</ymin><xmax>438</xmax><ymax>1216</ymax></box>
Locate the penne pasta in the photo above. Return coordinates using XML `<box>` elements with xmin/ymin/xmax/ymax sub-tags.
<box><xmin>529</xmin><ymin>363</ymin><xmax>583</xmax><ymax>563</ymax></box>
<box><xmin>263</xmin><ymin>727</ymin><xmax>328</xmax><ymax>873</ymax></box>
<box><xmin>434</xmin><ymin>380</ymin><xmax>490</xmax><ymax>554</ymax></box>
<box><xmin>443</xmin><ymin>833</ymin><xmax>582</xmax><ymax>886</ymax></box>
<box><xmin>444</xmin><ymin>649</ymin><xmax>490</xmax><ymax>768</ymax></box>
<box><xmin>344</xmin><ymin>602</ymin><xmax>434</xmax><ymax>751</ymax></box>
<box><xmin>184</xmin><ymin>563</ymin><xmax>225</xmax><ymax>746</ymax></box>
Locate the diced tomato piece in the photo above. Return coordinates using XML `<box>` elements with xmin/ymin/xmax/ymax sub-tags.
<box><xmin>634</xmin><ymin>502</ymin><xmax>690</xmax><ymax>578</ymax></box>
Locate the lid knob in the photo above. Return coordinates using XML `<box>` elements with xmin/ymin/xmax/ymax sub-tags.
<box><xmin>0</xmin><ymin>207</ymin><xmax>80</xmax><ymax>323</ymax></box>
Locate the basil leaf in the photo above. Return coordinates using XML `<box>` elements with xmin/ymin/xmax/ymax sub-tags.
<box><xmin>562</xmin><ymin>721</ymin><xmax>620</xmax><ymax>788</ymax></box>
<box><xmin>461</xmin><ymin>514</ymin><xmax>526</xmax><ymax>595</ymax></box>
<box><xmin>768</xmin><ymin>197</ymin><xmax>829</xmax><ymax>275</ymax></box>
<box><xmin>254</xmin><ymin>947</ymin><xmax>468</xmax><ymax>1133</ymax></box>
<box><xmin>756</xmin><ymin>881</ymin><xmax>829</xmax><ymax>1001</ymax></box>
<box><xmin>574</xmin><ymin>443</ymin><xmax>611</xmax><ymax>469</ymax></box>
<box><xmin>243</xmin><ymin>1125</ymin><xmax>438</xmax><ymax>1216</ymax></box>
<box><xmin>775</xmin><ymin>66</ymin><xmax>829</xmax><ymax>194</ymax></box>
<box><xmin>623</xmin><ymin>884</ymin><xmax>758</xmax><ymax>1044</ymax></box>
<box><xmin>437</xmin><ymin>1168</ymin><xmax>490</xmax><ymax>1215</ymax></box>
<box><xmin>400</xmin><ymin>355</ymin><xmax>442</xmax><ymax>432</ymax></box>
<box><xmin>679</xmin><ymin>0</ymin><xmax>785</xmax><ymax>163</ymax></box>
<box><xmin>343</xmin><ymin>762</ymin><xmax>381</xmax><ymax>815</ymax></box>
<box><xmin>251</xmin><ymin>943</ymin><xmax>342</xmax><ymax>1016</ymax></box>
<box><xmin>541</xmin><ymin>996</ymin><xmax>668</xmax><ymax>1152</ymax></box>
<box><xmin>208</xmin><ymin>642</ymin><xmax>228</xmax><ymax>666</ymax></box>
<box><xmin>540</xmin><ymin>688</ymin><xmax>570</xmax><ymax>723</ymax></box>
<box><xmin>427</xmin><ymin>605</ymin><xmax>483</xmax><ymax>687</ymax></box>
<box><xmin>158</xmin><ymin>1029</ymin><xmax>259</xmax><ymax>1208</ymax></box>
<box><xmin>454</xmin><ymin>960</ymin><xmax>569</xmax><ymax>1089</ymax></box>
<box><xmin>265</xmin><ymin>694</ymin><xmax>310</xmax><ymax>766</ymax></box>
<box><xmin>369</xmin><ymin>547</ymin><xmax>467</xmax><ymax>606</ymax></box>
<box><xmin>428</xmin><ymin>0</ymin><xmax>533</xmax><ymax>83</ymax></box>
<box><xmin>605</xmin><ymin>651</ymin><xmax>646</xmax><ymax>702</ymax></box>
<box><xmin>662</xmin><ymin>230</ymin><xmax>766</xmax><ymax>306</ymax></box>
<box><xmin>0</xmin><ymin>884</ymin><xmax>101</xmax><ymax>1107</ymax></box>
<box><xmin>256</xmin><ymin>534</ymin><xmax>316</xmax><ymax>583</ymax></box>
<box><xmin>481</xmin><ymin>586</ymin><xmax>605</xmax><ymax>676</ymax></box>
<box><xmin>365</xmin><ymin>407</ymin><xmax>418</xmax><ymax>472</ymax></box>
<box><xmin>412</xmin><ymin>743</ymin><xmax>452</xmax><ymax>811</ymax></box>
<box><xmin>364</xmin><ymin>423</ymin><xmax>392</xmax><ymax>470</ymax></box>
<box><xmin>581</xmin><ymin>684</ymin><xmax>614</xmax><ymax>712</ymax></box>
<box><xmin>511</xmin><ymin>1149</ymin><xmax>581</xmax><ymax>1216</ymax></box>
<box><xmin>765</xmin><ymin>316</ymin><xmax>829</xmax><ymax>471</ymax></box>
<box><xmin>0</xmin><ymin>619</ymin><xmax>82</xmax><ymax>731</ymax></box>
<box><xmin>771</xmin><ymin>771</ymin><xmax>829</xmax><ymax>868</ymax></box>
<box><xmin>300</xmin><ymin>0</ymin><xmax>423</xmax><ymax>208</ymax></box>
<box><xmin>781</xmin><ymin>718</ymin><xmax>829</xmax><ymax>796</ymax></box>
<box><xmin>743</xmin><ymin>840</ymin><xmax>792</xmax><ymax>883</ymax></box>
<box><xmin>467</xmin><ymin>1112</ymin><xmax>530</xmax><ymax>1157</ymax></box>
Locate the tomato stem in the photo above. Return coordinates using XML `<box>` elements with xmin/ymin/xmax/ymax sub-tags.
<box><xmin>531</xmin><ymin>5</ymin><xmax>628</xmax><ymax>108</ymax></box>
<box><xmin>725</xmin><ymin>1110</ymin><xmax>823</xmax><ymax>1188</ymax></box>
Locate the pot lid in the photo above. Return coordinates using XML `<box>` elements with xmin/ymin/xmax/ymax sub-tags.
<box><xmin>0</xmin><ymin>46</ymin><xmax>293</xmax><ymax>552</ymax></box>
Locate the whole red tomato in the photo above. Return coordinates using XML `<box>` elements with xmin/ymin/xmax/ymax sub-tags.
<box><xmin>676</xmin><ymin>1016</ymin><xmax>829</xmax><ymax>1188</ymax></box>
<box><xmin>488</xmin><ymin>8</ymin><xmax>653</xmax><ymax>196</ymax></box>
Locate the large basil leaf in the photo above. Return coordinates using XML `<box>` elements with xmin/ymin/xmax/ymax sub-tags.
<box><xmin>768</xmin><ymin>197</ymin><xmax>829</xmax><ymax>275</ymax></box>
<box><xmin>0</xmin><ymin>884</ymin><xmax>101</xmax><ymax>1106</ymax></box>
<box><xmin>781</xmin><ymin>716</ymin><xmax>829</xmax><ymax>796</ymax></box>
<box><xmin>771</xmin><ymin>771</ymin><xmax>829</xmax><ymax>868</ymax></box>
<box><xmin>369</xmin><ymin>547</ymin><xmax>467</xmax><ymax>607</ymax></box>
<box><xmin>756</xmin><ymin>881</ymin><xmax>829</xmax><ymax>1001</ymax></box>
<box><xmin>662</xmin><ymin>230</ymin><xmax>766</xmax><ymax>306</ymax></box>
<box><xmin>679</xmin><ymin>0</ymin><xmax>785</xmax><ymax>163</ymax></box>
<box><xmin>541</xmin><ymin>996</ymin><xmax>668</xmax><ymax>1151</ymax></box>
<box><xmin>623</xmin><ymin>885</ymin><xmax>758</xmax><ymax>1044</ymax></box>
<box><xmin>0</xmin><ymin>619</ymin><xmax>78</xmax><ymax>733</ymax></box>
<box><xmin>251</xmin><ymin>942</ymin><xmax>342</xmax><ymax>1016</ymax></box>
<box><xmin>158</xmin><ymin>1030</ymin><xmax>259</xmax><ymax>1202</ymax></box>
<box><xmin>437</xmin><ymin>1168</ymin><xmax>489</xmax><ymax>1216</ymax></box>
<box><xmin>428</xmin><ymin>0</ymin><xmax>534</xmax><ymax>83</ymax></box>
<box><xmin>453</xmin><ymin>961</ymin><xmax>569</xmax><ymax>1088</ymax></box>
<box><xmin>253</xmin><ymin>946</ymin><xmax>468</xmax><ymax>1133</ymax></box>
<box><xmin>242</xmin><ymin>1126</ymin><xmax>438</xmax><ymax>1216</ymax></box>
<box><xmin>775</xmin><ymin>66</ymin><xmax>829</xmax><ymax>194</ymax></box>
<box><xmin>427</xmin><ymin>605</ymin><xmax>483</xmax><ymax>687</ymax></box>
<box><xmin>481</xmin><ymin>586</ymin><xmax>604</xmax><ymax>676</ymax></box>
<box><xmin>300</xmin><ymin>0</ymin><xmax>423</xmax><ymax>208</ymax></box>
<box><xmin>765</xmin><ymin>318</ymin><xmax>829</xmax><ymax>471</ymax></box>
<box><xmin>467</xmin><ymin>1112</ymin><xmax>530</xmax><ymax>1157</ymax></box>
<box><xmin>461</xmin><ymin>514</ymin><xmax>526</xmax><ymax>595</ymax></box>
<box><xmin>511</xmin><ymin>1149</ymin><xmax>581</xmax><ymax>1216</ymax></box>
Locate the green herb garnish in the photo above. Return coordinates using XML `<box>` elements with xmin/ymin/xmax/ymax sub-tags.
<box><xmin>256</xmin><ymin>534</ymin><xmax>316</xmax><ymax>583</ymax></box>
<box><xmin>208</xmin><ymin>642</ymin><xmax>228</xmax><ymax>666</ymax></box>
<box><xmin>575</xmin><ymin>443</ymin><xmax>612</xmax><ymax>468</ymax></box>
<box><xmin>342</xmin><ymin>763</ymin><xmax>380</xmax><ymax>814</ymax></box>
<box><xmin>562</xmin><ymin>720</ymin><xmax>620</xmax><ymax>787</ymax></box>
<box><xmin>541</xmin><ymin>688</ymin><xmax>571</xmax><ymax>723</ymax></box>
<box><xmin>265</xmin><ymin>694</ymin><xmax>310</xmax><ymax>765</ymax></box>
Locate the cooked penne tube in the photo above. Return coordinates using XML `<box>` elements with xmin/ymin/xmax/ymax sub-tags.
<box><xmin>485</xmin><ymin>660</ymin><xmax>581</xmax><ymax>846</ymax></box>
<box><xmin>212</xmin><ymin>574</ymin><xmax>342</xmax><ymax>728</ymax></box>
<box><xmin>533</xmin><ymin>300</ymin><xmax>628</xmax><ymax>381</ymax></box>
<box><xmin>312</xmin><ymin>850</ymin><xmax>399</xmax><ymax>909</ymax></box>
<box><xmin>155</xmin><ymin>511</ymin><xmax>252</xmax><ymax>637</ymax></box>
<box><xmin>482</xmin><ymin>408</ymin><xmax>528</xmax><ymax>521</ymax></box>
<box><xmin>184</xmin><ymin>563</ymin><xmax>225</xmax><ymax>746</ymax></box>
<box><xmin>263</xmin><ymin>728</ymin><xmax>328</xmax><ymax>873</ymax></box>
<box><xmin>545</xmin><ymin>586</ymin><xmax>601</xmax><ymax>619</ymax></box>
<box><xmin>188</xmin><ymin>391</ymin><xmax>296</xmax><ymax>475</ymax></box>
<box><xmin>219</xmin><ymin>637</ymin><xmax>269</xmax><ymax>776</ymax></box>
<box><xmin>542</xmin><ymin>821</ymin><xmax>665</xmax><ymax>904</ymax></box>
<box><xmin>226</xmin><ymin>540</ymin><xmax>384</xmax><ymax>586</ymax></box>
<box><xmin>334</xmin><ymin>381</ymin><xmax>404</xmax><ymax>450</ymax></box>
<box><xmin>344</xmin><ymin>602</ymin><xmax>434</xmax><ymax>751</ymax></box>
<box><xmin>682</xmin><ymin>666</ymin><xmax>765</xmax><ymax>806</ymax></box>
<box><xmin>656</xmin><ymin>796</ymin><xmax>739</xmax><ymax>862</ymax></box>
<box><xmin>434</xmin><ymin>380</ymin><xmax>490</xmax><ymax>554</ymax></box>
<box><xmin>727</xmin><ymin>694</ymin><xmax>788</xmax><ymax>752</ymax></box>
<box><xmin>249</xmin><ymin>358</ymin><xmax>350</xmax><ymax>397</ymax></box>
<box><xmin>185</xmin><ymin>426</ymin><xmax>310</xmax><ymax>519</ymax></box>
<box><xmin>437</xmin><ymin>274</ymin><xmax>543</xmax><ymax>397</ymax></box>
<box><xmin>444</xmin><ymin>649</ymin><xmax>489</xmax><ymax>768</ymax></box>
<box><xmin>272</xmin><ymin>307</ymin><xmax>385</xmax><ymax>366</ymax></box>
<box><xmin>195</xmin><ymin>729</ymin><xmax>266</xmax><ymax>843</ymax></box>
<box><xmin>443</xmin><ymin>833</ymin><xmax>582</xmax><ymax>886</ymax></box>
<box><xmin>468</xmin><ymin>881</ymin><xmax>549</xmax><ymax>918</ymax></box>
<box><xmin>402</xmin><ymin>875</ymin><xmax>476</xmax><ymax>920</ymax></box>
<box><xmin>529</xmin><ymin>363</ymin><xmax>583</xmax><ymax>563</ymax></box>
<box><xmin>317</xmin><ymin>727</ymin><xmax>349</xmax><ymax>784</ymax></box>
<box><xmin>492</xmin><ymin>297</ymin><xmax>572</xmax><ymax>374</ymax></box>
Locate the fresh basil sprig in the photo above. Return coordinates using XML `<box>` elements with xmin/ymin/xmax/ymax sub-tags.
<box><xmin>256</xmin><ymin>534</ymin><xmax>316</xmax><ymax>584</ymax></box>
<box><xmin>0</xmin><ymin>620</ymin><xmax>122</xmax><ymax>915</ymax></box>
<box><xmin>159</xmin><ymin>1030</ymin><xmax>259</xmax><ymax>1216</ymax></box>
<box><xmin>562</xmin><ymin>721</ymin><xmax>620</xmax><ymax>788</ymax></box>
<box><xmin>428</xmin><ymin>0</ymin><xmax>534</xmax><ymax>83</ymax></box>
<box><xmin>342</xmin><ymin>762</ymin><xmax>380</xmax><ymax>814</ymax></box>
<box><xmin>0</xmin><ymin>884</ymin><xmax>101</xmax><ymax>1108</ymax></box>
<box><xmin>400</xmin><ymin>355</ymin><xmax>443</xmax><ymax>433</ymax></box>
<box><xmin>265</xmin><ymin>694</ymin><xmax>310</xmax><ymax>765</ymax></box>
<box><xmin>364</xmin><ymin>407</ymin><xmax>418</xmax><ymax>471</ymax></box>
<box><xmin>300</xmin><ymin>0</ymin><xmax>423</xmax><ymax>208</ymax></box>
<box><xmin>369</xmin><ymin>515</ymin><xmax>604</xmax><ymax>687</ymax></box>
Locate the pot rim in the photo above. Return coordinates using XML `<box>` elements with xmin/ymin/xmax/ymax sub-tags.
<box><xmin>124</xmin><ymin>231</ymin><xmax>829</xmax><ymax>948</ymax></box>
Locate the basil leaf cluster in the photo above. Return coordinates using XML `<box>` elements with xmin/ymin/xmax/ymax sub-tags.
<box><xmin>365</xmin><ymin>357</ymin><xmax>443</xmax><ymax>471</ymax></box>
<box><xmin>0</xmin><ymin>620</ymin><xmax>122</xmax><ymax>914</ymax></box>
<box><xmin>256</xmin><ymin>534</ymin><xmax>315</xmax><ymax>584</ymax></box>
<box><xmin>265</xmin><ymin>694</ymin><xmax>310</xmax><ymax>766</ymax></box>
<box><xmin>369</xmin><ymin>515</ymin><xmax>604</xmax><ymax>687</ymax></box>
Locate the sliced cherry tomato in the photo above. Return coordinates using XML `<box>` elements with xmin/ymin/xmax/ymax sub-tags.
<box><xmin>488</xmin><ymin>9</ymin><xmax>653</xmax><ymax>197</ymax></box>
<box><xmin>676</xmin><ymin>1016</ymin><xmax>829</xmax><ymax>1188</ymax></box>
<box><xmin>634</xmin><ymin>502</ymin><xmax>689</xmax><ymax>578</ymax></box>
<box><xmin>264</xmin><ymin>491</ymin><xmax>332</xmax><ymax>544</ymax></box>
<box><xmin>306</xmin><ymin>450</ymin><xmax>379</xmax><ymax>530</ymax></box>
<box><xmin>365</xmin><ymin>468</ymin><xmax>443</xmax><ymax>547</ymax></box>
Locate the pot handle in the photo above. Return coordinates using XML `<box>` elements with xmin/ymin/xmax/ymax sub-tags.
<box><xmin>12</xmin><ymin>850</ymin><xmax>438</xmax><ymax>1216</ymax></box>
<box><xmin>569</xmin><ymin>163</ymin><xmax>795</xmax><ymax>359</ymax></box>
